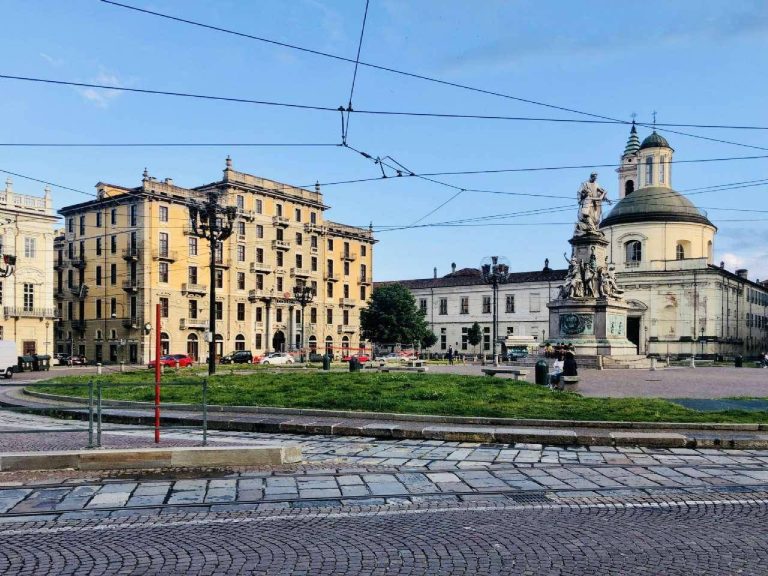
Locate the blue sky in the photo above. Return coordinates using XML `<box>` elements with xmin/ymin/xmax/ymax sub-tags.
<box><xmin>2</xmin><ymin>1</ymin><xmax>768</xmax><ymax>280</ymax></box>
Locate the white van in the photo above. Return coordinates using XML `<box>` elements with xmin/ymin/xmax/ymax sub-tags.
<box><xmin>0</xmin><ymin>341</ymin><xmax>16</xmax><ymax>378</ymax></box>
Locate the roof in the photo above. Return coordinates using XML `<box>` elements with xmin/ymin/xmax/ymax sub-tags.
<box><xmin>623</xmin><ymin>121</ymin><xmax>640</xmax><ymax>156</ymax></box>
<box><xmin>376</xmin><ymin>268</ymin><xmax>567</xmax><ymax>290</ymax></box>
<box><xmin>639</xmin><ymin>131</ymin><xmax>671</xmax><ymax>150</ymax></box>
<box><xmin>600</xmin><ymin>186</ymin><xmax>715</xmax><ymax>228</ymax></box>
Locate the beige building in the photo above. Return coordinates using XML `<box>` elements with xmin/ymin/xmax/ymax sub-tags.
<box><xmin>55</xmin><ymin>159</ymin><xmax>375</xmax><ymax>364</ymax></box>
<box><xmin>0</xmin><ymin>178</ymin><xmax>58</xmax><ymax>356</ymax></box>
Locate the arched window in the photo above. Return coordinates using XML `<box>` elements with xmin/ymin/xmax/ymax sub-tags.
<box><xmin>235</xmin><ymin>334</ymin><xmax>245</xmax><ymax>351</ymax></box>
<box><xmin>160</xmin><ymin>332</ymin><xmax>170</xmax><ymax>355</ymax></box>
<box><xmin>324</xmin><ymin>336</ymin><xmax>333</xmax><ymax>356</ymax></box>
<box><xmin>625</xmin><ymin>241</ymin><xmax>642</xmax><ymax>264</ymax></box>
<box><xmin>341</xmin><ymin>336</ymin><xmax>350</xmax><ymax>356</ymax></box>
<box><xmin>624</xmin><ymin>179</ymin><xmax>634</xmax><ymax>196</ymax></box>
<box><xmin>110</xmin><ymin>329</ymin><xmax>117</xmax><ymax>340</ymax></box>
<box><xmin>187</xmin><ymin>334</ymin><xmax>198</xmax><ymax>362</ymax></box>
<box><xmin>308</xmin><ymin>335</ymin><xmax>317</xmax><ymax>353</ymax></box>
<box><xmin>659</xmin><ymin>155</ymin><xmax>666</xmax><ymax>184</ymax></box>
<box><xmin>95</xmin><ymin>329</ymin><xmax>102</xmax><ymax>341</ymax></box>
<box><xmin>644</xmin><ymin>157</ymin><xmax>653</xmax><ymax>186</ymax></box>
<box><xmin>676</xmin><ymin>243</ymin><xmax>685</xmax><ymax>260</ymax></box>
<box><xmin>214</xmin><ymin>334</ymin><xmax>223</xmax><ymax>359</ymax></box>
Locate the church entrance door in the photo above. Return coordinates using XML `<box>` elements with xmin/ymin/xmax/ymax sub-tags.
<box><xmin>627</xmin><ymin>317</ymin><xmax>641</xmax><ymax>354</ymax></box>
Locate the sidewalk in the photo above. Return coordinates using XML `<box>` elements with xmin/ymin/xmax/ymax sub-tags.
<box><xmin>2</xmin><ymin>385</ymin><xmax>767</xmax><ymax>450</ymax></box>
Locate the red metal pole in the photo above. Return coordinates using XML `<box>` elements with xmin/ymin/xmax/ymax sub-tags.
<box><xmin>154</xmin><ymin>303</ymin><xmax>161</xmax><ymax>443</ymax></box>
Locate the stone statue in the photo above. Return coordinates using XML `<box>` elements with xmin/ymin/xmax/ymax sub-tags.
<box><xmin>575</xmin><ymin>172</ymin><xmax>610</xmax><ymax>236</ymax></box>
<box><xmin>596</xmin><ymin>257</ymin><xmax>624</xmax><ymax>298</ymax></box>
<box><xmin>582</xmin><ymin>248</ymin><xmax>598</xmax><ymax>297</ymax></box>
<box><xmin>559</xmin><ymin>254</ymin><xmax>584</xmax><ymax>299</ymax></box>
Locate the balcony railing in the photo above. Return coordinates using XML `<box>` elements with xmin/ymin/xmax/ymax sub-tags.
<box><xmin>324</xmin><ymin>272</ymin><xmax>339</xmax><ymax>282</ymax></box>
<box><xmin>214</xmin><ymin>258</ymin><xmax>231</xmax><ymax>268</ymax></box>
<box><xmin>303</xmin><ymin>223</ymin><xmax>324</xmax><ymax>234</ymax></box>
<box><xmin>272</xmin><ymin>216</ymin><xmax>289</xmax><ymax>227</ymax></box>
<box><xmin>359</xmin><ymin>274</ymin><xmax>372</xmax><ymax>285</ymax></box>
<box><xmin>337</xmin><ymin>325</ymin><xmax>355</xmax><ymax>334</ymax></box>
<box><xmin>3</xmin><ymin>306</ymin><xmax>57</xmax><ymax>319</ymax></box>
<box><xmin>71</xmin><ymin>256</ymin><xmax>87</xmax><ymax>269</ymax></box>
<box><xmin>182</xmin><ymin>283</ymin><xmax>208</xmax><ymax>295</ymax></box>
<box><xmin>70</xmin><ymin>284</ymin><xmax>89</xmax><ymax>298</ymax></box>
<box><xmin>250</xmin><ymin>262</ymin><xmax>273</xmax><ymax>274</ymax></box>
<box><xmin>239</xmin><ymin>209</ymin><xmax>256</xmax><ymax>222</ymax></box>
<box><xmin>180</xmin><ymin>318</ymin><xmax>208</xmax><ymax>330</ymax></box>
<box><xmin>122</xmin><ymin>245</ymin><xmax>141</xmax><ymax>261</ymax></box>
<box><xmin>291</xmin><ymin>267</ymin><xmax>311</xmax><ymax>278</ymax></box>
<box><xmin>122</xmin><ymin>317</ymin><xmax>139</xmax><ymax>329</ymax></box>
<box><xmin>342</xmin><ymin>251</ymin><xmax>357</xmax><ymax>262</ymax></box>
<box><xmin>152</xmin><ymin>249</ymin><xmax>177</xmax><ymax>262</ymax></box>
<box><xmin>272</xmin><ymin>240</ymin><xmax>290</xmax><ymax>251</ymax></box>
<box><xmin>122</xmin><ymin>279</ymin><xmax>140</xmax><ymax>292</ymax></box>
<box><xmin>54</xmin><ymin>260</ymin><xmax>66</xmax><ymax>271</ymax></box>
<box><xmin>338</xmin><ymin>298</ymin><xmax>356</xmax><ymax>307</ymax></box>
<box><xmin>248</xmin><ymin>289</ymin><xmax>265</xmax><ymax>302</ymax></box>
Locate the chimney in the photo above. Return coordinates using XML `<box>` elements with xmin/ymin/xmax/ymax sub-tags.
<box><xmin>451</xmin><ymin>262</ymin><xmax>456</xmax><ymax>274</ymax></box>
<box><xmin>164</xmin><ymin>178</ymin><xmax>174</xmax><ymax>185</ymax></box>
<box><xmin>736</xmin><ymin>268</ymin><xmax>748</xmax><ymax>279</ymax></box>
<box><xmin>433</xmin><ymin>267</ymin><xmax>437</xmax><ymax>279</ymax></box>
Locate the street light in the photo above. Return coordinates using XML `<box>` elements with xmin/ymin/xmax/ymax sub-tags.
<box><xmin>293</xmin><ymin>282</ymin><xmax>315</xmax><ymax>363</ymax></box>
<box><xmin>700</xmin><ymin>325</ymin><xmax>705</xmax><ymax>358</ymax></box>
<box><xmin>480</xmin><ymin>256</ymin><xmax>510</xmax><ymax>367</ymax></box>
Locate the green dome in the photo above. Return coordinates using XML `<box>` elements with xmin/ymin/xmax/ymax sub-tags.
<box><xmin>639</xmin><ymin>131</ymin><xmax>671</xmax><ymax>150</ymax></box>
<box><xmin>600</xmin><ymin>186</ymin><xmax>715</xmax><ymax>228</ymax></box>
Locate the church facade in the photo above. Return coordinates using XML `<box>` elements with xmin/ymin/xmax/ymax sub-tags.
<box><xmin>385</xmin><ymin>125</ymin><xmax>768</xmax><ymax>359</ymax></box>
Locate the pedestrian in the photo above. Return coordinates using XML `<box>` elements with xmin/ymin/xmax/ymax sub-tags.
<box><xmin>563</xmin><ymin>346</ymin><xmax>578</xmax><ymax>377</ymax></box>
<box><xmin>763</xmin><ymin>351</ymin><xmax>768</xmax><ymax>368</ymax></box>
<box><xmin>550</xmin><ymin>353</ymin><xmax>564</xmax><ymax>390</ymax></box>
<box><xmin>447</xmin><ymin>346</ymin><xmax>454</xmax><ymax>366</ymax></box>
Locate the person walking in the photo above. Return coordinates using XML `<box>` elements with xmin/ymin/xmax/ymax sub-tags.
<box><xmin>447</xmin><ymin>346</ymin><xmax>454</xmax><ymax>366</ymax></box>
<box><xmin>563</xmin><ymin>346</ymin><xmax>578</xmax><ymax>377</ymax></box>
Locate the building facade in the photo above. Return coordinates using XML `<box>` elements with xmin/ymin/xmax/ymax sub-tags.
<box><xmin>55</xmin><ymin>159</ymin><xmax>375</xmax><ymax>364</ymax></box>
<box><xmin>0</xmin><ymin>178</ymin><xmax>58</xmax><ymax>356</ymax></box>
<box><xmin>388</xmin><ymin>126</ymin><xmax>768</xmax><ymax>359</ymax></box>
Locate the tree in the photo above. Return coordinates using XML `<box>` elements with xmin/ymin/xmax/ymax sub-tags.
<box><xmin>467</xmin><ymin>322</ymin><xmax>482</xmax><ymax>356</ymax></box>
<box><xmin>420</xmin><ymin>330</ymin><xmax>437</xmax><ymax>350</ymax></box>
<box><xmin>361</xmin><ymin>284</ymin><xmax>432</xmax><ymax>348</ymax></box>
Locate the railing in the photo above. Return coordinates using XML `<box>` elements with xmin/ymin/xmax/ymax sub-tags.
<box><xmin>70</xmin><ymin>284</ymin><xmax>89</xmax><ymax>298</ymax></box>
<box><xmin>122</xmin><ymin>317</ymin><xmax>139</xmax><ymax>329</ymax></box>
<box><xmin>182</xmin><ymin>283</ymin><xmax>208</xmax><ymax>295</ymax></box>
<box><xmin>250</xmin><ymin>262</ymin><xmax>272</xmax><ymax>274</ymax></box>
<box><xmin>122</xmin><ymin>279</ymin><xmax>140</xmax><ymax>292</ymax></box>
<box><xmin>272</xmin><ymin>215</ymin><xmax>289</xmax><ymax>227</ymax></box>
<box><xmin>342</xmin><ymin>251</ymin><xmax>357</xmax><ymax>261</ymax></box>
<box><xmin>337</xmin><ymin>325</ymin><xmax>355</xmax><ymax>334</ymax></box>
<box><xmin>72</xmin><ymin>256</ymin><xmax>87</xmax><ymax>269</ymax></box>
<box><xmin>122</xmin><ymin>245</ymin><xmax>141</xmax><ymax>260</ymax></box>
<box><xmin>3</xmin><ymin>306</ymin><xmax>57</xmax><ymax>319</ymax></box>
<box><xmin>338</xmin><ymin>298</ymin><xmax>356</xmax><ymax>307</ymax></box>
<box><xmin>304</xmin><ymin>223</ymin><xmax>324</xmax><ymax>234</ymax></box>
<box><xmin>248</xmin><ymin>289</ymin><xmax>265</xmax><ymax>301</ymax></box>
<box><xmin>291</xmin><ymin>267</ymin><xmax>311</xmax><ymax>278</ymax></box>
<box><xmin>359</xmin><ymin>274</ymin><xmax>372</xmax><ymax>285</ymax></box>
<box><xmin>272</xmin><ymin>240</ymin><xmax>291</xmax><ymax>251</ymax></box>
<box><xmin>180</xmin><ymin>318</ymin><xmax>208</xmax><ymax>330</ymax></box>
<box><xmin>152</xmin><ymin>250</ymin><xmax>178</xmax><ymax>262</ymax></box>
<box><xmin>325</xmin><ymin>272</ymin><xmax>339</xmax><ymax>282</ymax></box>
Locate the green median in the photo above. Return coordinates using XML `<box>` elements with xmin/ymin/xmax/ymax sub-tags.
<box><xmin>31</xmin><ymin>370</ymin><xmax>767</xmax><ymax>424</ymax></box>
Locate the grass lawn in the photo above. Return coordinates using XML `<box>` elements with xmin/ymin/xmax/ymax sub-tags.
<box><xmin>31</xmin><ymin>370</ymin><xmax>767</xmax><ymax>424</ymax></box>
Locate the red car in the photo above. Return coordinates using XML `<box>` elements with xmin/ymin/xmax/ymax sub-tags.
<box><xmin>170</xmin><ymin>354</ymin><xmax>194</xmax><ymax>367</ymax></box>
<box><xmin>341</xmin><ymin>353</ymin><xmax>370</xmax><ymax>363</ymax></box>
<box><xmin>148</xmin><ymin>355</ymin><xmax>179</xmax><ymax>369</ymax></box>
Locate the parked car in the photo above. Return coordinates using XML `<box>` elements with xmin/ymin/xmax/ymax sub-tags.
<box><xmin>341</xmin><ymin>353</ymin><xmax>370</xmax><ymax>363</ymax></box>
<box><xmin>148</xmin><ymin>355</ymin><xmax>179</xmax><ymax>369</ymax></box>
<box><xmin>170</xmin><ymin>354</ymin><xmax>194</xmax><ymax>368</ymax></box>
<box><xmin>259</xmin><ymin>352</ymin><xmax>295</xmax><ymax>365</ymax></box>
<box><xmin>378</xmin><ymin>353</ymin><xmax>401</xmax><ymax>362</ymax></box>
<box><xmin>54</xmin><ymin>353</ymin><xmax>70</xmax><ymax>366</ymax></box>
<box><xmin>220</xmin><ymin>350</ymin><xmax>256</xmax><ymax>364</ymax></box>
<box><xmin>68</xmin><ymin>355</ymin><xmax>88</xmax><ymax>366</ymax></box>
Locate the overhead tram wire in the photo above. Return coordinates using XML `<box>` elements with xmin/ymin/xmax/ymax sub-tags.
<box><xmin>341</xmin><ymin>0</ymin><xmax>371</xmax><ymax>144</ymax></box>
<box><xmin>0</xmin><ymin>143</ymin><xmax>341</xmax><ymax>148</ymax></box>
<box><xmin>99</xmin><ymin>0</ymin><xmax>768</xmax><ymax>153</ymax></box>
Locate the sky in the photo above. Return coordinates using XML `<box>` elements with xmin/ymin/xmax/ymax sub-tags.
<box><xmin>2</xmin><ymin>0</ymin><xmax>768</xmax><ymax>281</ymax></box>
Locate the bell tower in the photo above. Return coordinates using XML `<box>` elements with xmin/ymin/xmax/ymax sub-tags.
<box><xmin>616</xmin><ymin>121</ymin><xmax>640</xmax><ymax>199</ymax></box>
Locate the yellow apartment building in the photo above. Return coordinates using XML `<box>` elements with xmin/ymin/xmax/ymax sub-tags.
<box><xmin>55</xmin><ymin>158</ymin><xmax>375</xmax><ymax>364</ymax></box>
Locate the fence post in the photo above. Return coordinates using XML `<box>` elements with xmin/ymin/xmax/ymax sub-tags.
<box><xmin>87</xmin><ymin>380</ymin><xmax>94</xmax><ymax>449</ymax></box>
<box><xmin>96</xmin><ymin>380</ymin><xmax>103</xmax><ymax>448</ymax></box>
<box><xmin>202</xmin><ymin>379</ymin><xmax>208</xmax><ymax>447</ymax></box>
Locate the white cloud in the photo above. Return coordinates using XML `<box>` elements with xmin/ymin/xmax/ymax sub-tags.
<box><xmin>76</xmin><ymin>70</ymin><xmax>124</xmax><ymax>108</ymax></box>
<box><xmin>39</xmin><ymin>52</ymin><xmax>63</xmax><ymax>67</ymax></box>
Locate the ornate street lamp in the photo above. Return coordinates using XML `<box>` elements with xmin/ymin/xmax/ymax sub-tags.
<box><xmin>480</xmin><ymin>256</ymin><xmax>511</xmax><ymax>366</ymax></box>
<box><xmin>293</xmin><ymin>282</ymin><xmax>315</xmax><ymax>363</ymax></box>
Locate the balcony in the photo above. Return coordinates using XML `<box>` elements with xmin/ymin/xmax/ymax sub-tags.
<box><xmin>54</xmin><ymin>287</ymin><xmax>66</xmax><ymax>300</ymax></box>
<box><xmin>239</xmin><ymin>209</ymin><xmax>256</xmax><ymax>222</ymax></box>
<box><xmin>3</xmin><ymin>306</ymin><xmax>57</xmax><ymax>319</ymax></box>
<box><xmin>310</xmin><ymin>246</ymin><xmax>319</xmax><ymax>255</ymax></box>
<box><xmin>182</xmin><ymin>283</ymin><xmax>207</xmax><ymax>295</ymax></box>
<box><xmin>183</xmin><ymin>222</ymin><xmax>196</xmax><ymax>236</ymax></box>
<box><xmin>338</xmin><ymin>298</ymin><xmax>356</xmax><ymax>307</ymax></box>
<box><xmin>180</xmin><ymin>318</ymin><xmax>208</xmax><ymax>330</ymax></box>
<box><xmin>272</xmin><ymin>215</ymin><xmax>289</xmax><ymax>227</ymax></box>
<box><xmin>250</xmin><ymin>262</ymin><xmax>272</xmax><ymax>274</ymax></box>
<box><xmin>324</xmin><ymin>272</ymin><xmax>339</xmax><ymax>282</ymax></box>
<box><xmin>72</xmin><ymin>256</ymin><xmax>87</xmax><ymax>270</ymax></box>
<box><xmin>122</xmin><ymin>317</ymin><xmax>139</xmax><ymax>329</ymax></box>
<box><xmin>215</xmin><ymin>258</ymin><xmax>231</xmax><ymax>269</ymax></box>
<box><xmin>248</xmin><ymin>289</ymin><xmax>265</xmax><ymax>302</ymax></box>
<box><xmin>122</xmin><ymin>245</ymin><xmax>141</xmax><ymax>261</ymax></box>
<box><xmin>342</xmin><ymin>251</ymin><xmax>357</xmax><ymax>262</ymax></box>
<box><xmin>272</xmin><ymin>240</ymin><xmax>290</xmax><ymax>251</ymax></box>
<box><xmin>72</xmin><ymin>319</ymin><xmax>86</xmax><ymax>333</ymax></box>
<box><xmin>122</xmin><ymin>279</ymin><xmax>140</xmax><ymax>293</ymax></box>
<box><xmin>304</xmin><ymin>223</ymin><xmax>324</xmax><ymax>234</ymax></box>
<box><xmin>291</xmin><ymin>267</ymin><xmax>311</xmax><ymax>279</ymax></box>
<box><xmin>337</xmin><ymin>325</ymin><xmax>355</xmax><ymax>335</ymax></box>
<box><xmin>359</xmin><ymin>274</ymin><xmax>372</xmax><ymax>285</ymax></box>
<box><xmin>54</xmin><ymin>260</ymin><xmax>66</xmax><ymax>272</ymax></box>
<box><xmin>152</xmin><ymin>249</ymin><xmax>177</xmax><ymax>262</ymax></box>
<box><xmin>70</xmin><ymin>284</ymin><xmax>89</xmax><ymax>299</ymax></box>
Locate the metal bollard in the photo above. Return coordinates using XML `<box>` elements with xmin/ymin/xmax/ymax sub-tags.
<box><xmin>96</xmin><ymin>381</ymin><xmax>103</xmax><ymax>448</ymax></box>
<box><xmin>690</xmin><ymin>356</ymin><xmax>696</xmax><ymax>368</ymax></box>
<box><xmin>202</xmin><ymin>379</ymin><xmax>208</xmax><ymax>447</ymax></box>
<box><xmin>120</xmin><ymin>362</ymin><xmax>125</xmax><ymax>373</ymax></box>
<box><xmin>87</xmin><ymin>380</ymin><xmax>94</xmax><ymax>448</ymax></box>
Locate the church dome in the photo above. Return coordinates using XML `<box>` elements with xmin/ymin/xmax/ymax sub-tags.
<box><xmin>639</xmin><ymin>131</ymin><xmax>671</xmax><ymax>150</ymax></box>
<box><xmin>600</xmin><ymin>186</ymin><xmax>715</xmax><ymax>228</ymax></box>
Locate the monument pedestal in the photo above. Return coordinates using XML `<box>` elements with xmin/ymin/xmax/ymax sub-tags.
<box><xmin>547</xmin><ymin>297</ymin><xmax>638</xmax><ymax>357</ymax></box>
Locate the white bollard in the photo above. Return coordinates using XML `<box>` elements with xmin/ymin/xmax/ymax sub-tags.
<box><xmin>650</xmin><ymin>357</ymin><xmax>657</xmax><ymax>371</ymax></box>
<box><xmin>96</xmin><ymin>363</ymin><xmax>102</xmax><ymax>375</ymax></box>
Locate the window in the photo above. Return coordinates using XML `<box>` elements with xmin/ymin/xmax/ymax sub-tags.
<box><xmin>343</xmin><ymin>284</ymin><xmax>350</xmax><ymax>298</ymax></box>
<box><xmin>67</xmin><ymin>218</ymin><xmax>73</xmax><ymax>233</ymax></box>
<box><xmin>255</xmin><ymin>199</ymin><xmax>263</xmax><ymax>214</ymax></box>
<box><xmin>255</xmin><ymin>247</ymin><xmax>264</xmax><ymax>263</ymax></box>
<box><xmin>483</xmin><ymin>327</ymin><xmax>491</xmax><ymax>351</ymax></box>
<box><xmin>237</xmin><ymin>272</ymin><xmax>245</xmax><ymax>290</ymax></box>
<box><xmin>189</xmin><ymin>237</ymin><xmax>197</xmax><ymax>256</ymax></box>
<box><xmin>96</xmin><ymin>238</ymin><xmax>102</xmax><ymax>256</ymax></box>
<box><xmin>360</xmin><ymin>286</ymin><xmax>366</xmax><ymax>300</ymax></box>
<box><xmin>188</xmin><ymin>266</ymin><xmax>198</xmax><ymax>284</ymax></box>
<box><xmin>660</xmin><ymin>155</ymin><xmax>666</xmax><ymax>184</ymax></box>
<box><xmin>159</xmin><ymin>232</ymin><xmax>169</xmax><ymax>257</ymax></box>
<box><xmin>295</xmin><ymin>208</ymin><xmax>301</xmax><ymax>222</ymax></box>
<box><xmin>110</xmin><ymin>208</ymin><xmax>117</xmax><ymax>225</ymax></box>
<box><xmin>440</xmin><ymin>328</ymin><xmax>447</xmax><ymax>350</ymax></box>
<box><xmin>215</xmin><ymin>242</ymin><xmax>223</xmax><ymax>264</ymax></box>
<box><xmin>24</xmin><ymin>237</ymin><xmax>36</xmax><ymax>258</ymax></box>
<box><xmin>237</xmin><ymin>303</ymin><xmax>245</xmax><ymax>321</ymax></box>
<box><xmin>296</xmin><ymin>254</ymin><xmax>303</xmax><ymax>269</ymax></box>
<box><xmin>461</xmin><ymin>327</ymin><xmax>468</xmax><ymax>350</ymax></box>
<box><xmin>276</xmin><ymin>308</ymin><xmax>283</xmax><ymax>322</ymax></box>
<box><xmin>311</xmin><ymin>256</ymin><xmax>318</xmax><ymax>271</ymax></box>
<box><xmin>235</xmin><ymin>334</ymin><xmax>245</xmax><ymax>351</ymax></box>
<box><xmin>96</xmin><ymin>212</ymin><xmax>102</xmax><ymax>227</ymax></box>
<box><xmin>326</xmin><ymin>308</ymin><xmax>333</xmax><ymax>324</ymax></box>
<box><xmin>276</xmin><ymin>228</ymin><xmax>284</xmax><ymax>241</ymax></box>
<box><xmin>344</xmin><ymin>261</ymin><xmax>350</xmax><ymax>276</ymax></box>
<box><xmin>296</xmin><ymin>232</ymin><xmax>303</xmax><ymax>246</ymax></box>
<box><xmin>361</xmin><ymin>245</ymin><xmax>367</xmax><ymax>257</ymax></box>
<box><xmin>644</xmin><ymin>157</ymin><xmax>653</xmax><ymax>186</ymax></box>
<box><xmin>310</xmin><ymin>212</ymin><xmax>317</xmax><ymax>224</ymax></box>
<box><xmin>237</xmin><ymin>244</ymin><xmax>246</xmax><ymax>262</ymax></box>
<box><xmin>276</xmin><ymin>277</ymin><xmax>283</xmax><ymax>291</ymax></box>
<box><xmin>326</xmin><ymin>282</ymin><xmax>333</xmax><ymax>297</ymax></box>
<box><xmin>327</xmin><ymin>239</ymin><xmax>333</xmax><ymax>251</ymax></box>
<box><xmin>276</xmin><ymin>251</ymin><xmax>284</xmax><ymax>267</ymax></box>
<box><xmin>310</xmin><ymin>307</ymin><xmax>317</xmax><ymax>324</ymax></box>
<box><xmin>96</xmin><ymin>266</ymin><xmax>102</xmax><ymax>286</ymax></box>
<box><xmin>160</xmin><ymin>297</ymin><xmax>169</xmax><ymax>318</ymax></box>
<box><xmin>625</xmin><ymin>179</ymin><xmax>634</xmax><ymax>196</ymax></box>
<box><xmin>159</xmin><ymin>262</ymin><xmax>169</xmax><ymax>283</ymax></box>
<box><xmin>68</xmin><ymin>242</ymin><xmax>74</xmax><ymax>259</ymax></box>
<box><xmin>255</xmin><ymin>307</ymin><xmax>263</xmax><ymax>323</ymax></box>
<box><xmin>216</xmin><ymin>270</ymin><xmax>223</xmax><ymax>289</ymax></box>
<box><xmin>276</xmin><ymin>204</ymin><xmax>283</xmax><ymax>217</ymax></box>
<box><xmin>96</xmin><ymin>300</ymin><xmax>102</xmax><ymax>319</ymax></box>
<box><xmin>626</xmin><ymin>240</ymin><xmax>642</xmax><ymax>263</ymax></box>
<box><xmin>419</xmin><ymin>298</ymin><xmax>427</xmax><ymax>314</ymax></box>
<box><xmin>529</xmin><ymin>293</ymin><xmax>541</xmax><ymax>313</ymax></box>
<box><xmin>189</xmin><ymin>300</ymin><xmax>198</xmax><ymax>319</ymax></box>
<box><xmin>311</xmin><ymin>235</ymin><xmax>318</xmax><ymax>249</ymax></box>
<box><xmin>256</xmin><ymin>224</ymin><xmax>264</xmax><ymax>239</ymax></box>
<box><xmin>0</xmin><ymin>281</ymin><xmax>2</xmax><ymax>305</ymax></box>
<box><xmin>23</xmin><ymin>283</ymin><xmax>34</xmax><ymax>311</ymax></box>
<box><xmin>215</xmin><ymin>301</ymin><xmax>223</xmax><ymax>320</ymax></box>
<box><xmin>79</xmin><ymin>215</ymin><xmax>85</xmax><ymax>235</ymax></box>
<box><xmin>159</xmin><ymin>206</ymin><xmax>168</xmax><ymax>222</ymax></box>
<box><xmin>482</xmin><ymin>296</ymin><xmax>491</xmax><ymax>314</ymax></box>
<box><xmin>460</xmin><ymin>297</ymin><xmax>469</xmax><ymax>314</ymax></box>
<box><xmin>311</xmin><ymin>280</ymin><xmax>318</xmax><ymax>295</ymax></box>
<box><xmin>256</xmin><ymin>274</ymin><xmax>264</xmax><ymax>290</ymax></box>
<box><xmin>236</xmin><ymin>195</ymin><xmax>244</xmax><ymax>210</ymax></box>
<box><xmin>110</xmin><ymin>264</ymin><xmax>117</xmax><ymax>285</ymax></box>
<box><xmin>130</xmin><ymin>204</ymin><xmax>137</xmax><ymax>226</ymax></box>
<box><xmin>343</xmin><ymin>309</ymin><xmax>349</xmax><ymax>325</ymax></box>
<box><xmin>439</xmin><ymin>298</ymin><xmax>448</xmax><ymax>315</ymax></box>
<box><xmin>676</xmin><ymin>243</ymin><xmax>685</xmax><ymax>260</ymax></box>
<box><xmin>505</xmin><ymin>294</ymin><xmax>515</xmax><ymax>313</ymax></box>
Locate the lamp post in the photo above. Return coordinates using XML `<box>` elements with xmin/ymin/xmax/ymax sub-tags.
<box><xmin>700</xmin><ymin>325</ymin><xmax>705</xmax><ymax>358</ymax></box>
<box><xmin>293</xmin><ymin>282</ymin><xmax>314</xmax><ymax>363</ymax></box>
<box><xmin>480</xmin><ymin>256</ymin><xmax>510</xmax><ymax>367</ymax></box>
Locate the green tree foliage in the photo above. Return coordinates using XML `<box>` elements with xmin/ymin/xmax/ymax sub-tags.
<box><xmin>467</xmin><ymin>322</ymin><xmax>482</xmax><ymax>353</ymax></box>
<box><xmin>361</xmin><ymin>284</ymin><xmax>432</xmax><ymax>345</ymax></box>
<box><xmin>420</xmin><ymin>330</ymin><xmax>438</xmax><ymax>349</ymax></box>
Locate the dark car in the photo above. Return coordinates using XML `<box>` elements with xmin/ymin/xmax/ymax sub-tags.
<box><xmin>220</xmin><ymin>350</ymin><xmax>255</xmax><ymax>364</ymax></box>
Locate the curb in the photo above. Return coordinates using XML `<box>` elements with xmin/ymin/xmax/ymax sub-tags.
<box><xmin>0</xmin><ymin>445</ymin><xmax>302</xmax><ymax>472</ymax></box>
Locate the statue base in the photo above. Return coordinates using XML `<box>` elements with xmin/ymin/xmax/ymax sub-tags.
<box><xmin>547</xmin><ymin>297</ymin><xmax>638</xmax><ymax>357</ymax></box>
